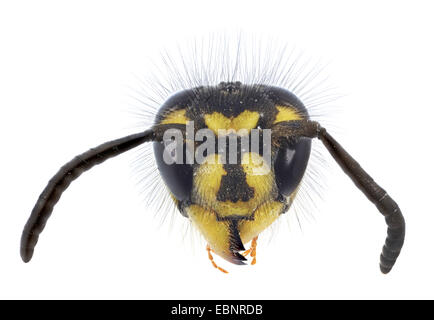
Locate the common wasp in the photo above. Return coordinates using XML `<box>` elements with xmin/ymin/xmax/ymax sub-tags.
<box><xmin>21</xmin><ymin>44</ymin><xmax>405</xmax><ymax>274</ymax></box>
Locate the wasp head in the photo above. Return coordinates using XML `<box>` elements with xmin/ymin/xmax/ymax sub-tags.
<box><xmin>153</xmin><ymin>83</ymin><xmax>311</xmax><ymax>264</ymax></box>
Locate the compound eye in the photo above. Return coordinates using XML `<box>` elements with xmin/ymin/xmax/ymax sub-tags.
<box><xmin>153</xmin><ymin>141</ymin><xmax>193</xmax><ymax>202</ymax></box>
<box><xmin>274</xmin><ymin>138</ymin><xmax>311</xmax><ymax>197</ymax></box>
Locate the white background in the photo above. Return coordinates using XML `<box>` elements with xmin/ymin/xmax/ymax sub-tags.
<box><xmin>1</xmin><ymin>0</ymin><xmax>433</xmax><ymax>299</ymax></box>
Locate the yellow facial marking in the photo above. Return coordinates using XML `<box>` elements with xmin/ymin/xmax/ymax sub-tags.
<box><xmin>192</xmin><ymin>154</ymin><xmax>254</xmax><ymax>217</ymax></box>
<box><xmin>214</xmin><ymin>200</ymin><xmax>255</xmax><ymax>217</ymax></box>
<box><xmin>193</xmin><ymin>154</ymin><xmax>226</xmax><ymax>206</ymax></box>
<box><xmin>187</xmin><ymin>204</ymin><xmax>233</xmax><ymax>261</ymax></box>
<box><xmin>273</xmin><ymin>106</ymin><xmax>302</xmax><ymax>124</ymax></box>
<box><xmin>241</xmin><ymin>152</ymin><xmax>274</xmax><ymax>202</ymax></box>
<box><xmin>160</xmin><ymin>109</ymin><xmax>189</xmax><ymax>125</ymax></box>
<box><xmin>239</xmin><ymin>201</ymin><xmax>284</xmax><ymax>244</ymax></box>
<box><xmin>213</xmin><ymin>153</ymin><xmax>274</xmax><ymax>218</ymax></box>
<box><xmin>192</xmin><ymin>152</ymin><xmax>276</xmax><ymax>219</ymax></box>
<box><xmin>204</xmin><ymin>110</ymin><xmax>260</xmax><ymax>135</ymax></box>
